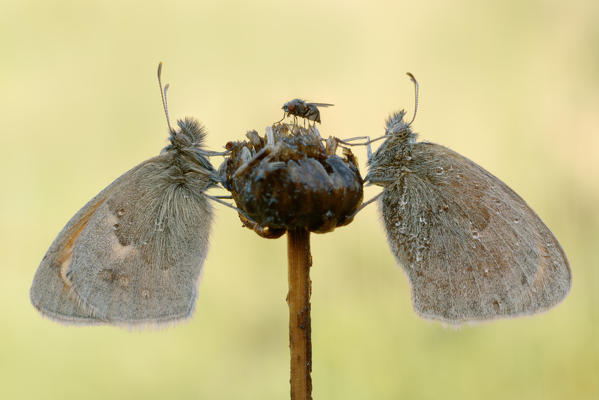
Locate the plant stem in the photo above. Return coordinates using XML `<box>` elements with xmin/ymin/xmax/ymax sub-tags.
<box><xmin>287</xmin><ymin>228</ymin><xmax>312</xmax><ymax>400</ymax></box>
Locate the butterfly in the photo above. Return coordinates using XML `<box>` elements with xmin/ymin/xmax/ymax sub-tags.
<box><xmin>30</xmin><ymin>64</ymin><xmax>219</xmax><ymax>325</ymax></box>
<box><xmin>366</xmin><ymin>73</ymin><xmax>571</xmax><ymax>324</ymax></box>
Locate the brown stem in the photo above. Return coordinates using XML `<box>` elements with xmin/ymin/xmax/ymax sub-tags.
<box><xmin>287</xmin><ymin>228</ymin><xmax>313</xmax><ymax>400</ymax></box>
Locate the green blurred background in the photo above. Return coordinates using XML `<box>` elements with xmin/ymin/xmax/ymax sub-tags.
<box><xmin>1</xmin><ymin>0</ymin><xmax>597</xmax><ymax>399</ymax></box>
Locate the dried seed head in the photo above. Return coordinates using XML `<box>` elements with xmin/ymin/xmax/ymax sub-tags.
<box><xmin>221</xmin><ymin>123</ymin><xmax>363</xmax><ymax>237</ymax></box>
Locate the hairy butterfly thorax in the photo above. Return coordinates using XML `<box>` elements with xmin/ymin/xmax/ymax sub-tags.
<box><xmin>367</xmin><ymin>110</ymin><xmax>418</xmax><ymax>186</ymax></box>
<box><xmin>161</xmin><ymin>118</ymin><xmax>218</xmax><ymax>188</ymax></box>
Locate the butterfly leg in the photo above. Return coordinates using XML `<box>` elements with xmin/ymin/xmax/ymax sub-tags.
<box><xmin>348</xmin><ymin>191</ymin><xmax>383</xmax><ymax>218</ymax></box>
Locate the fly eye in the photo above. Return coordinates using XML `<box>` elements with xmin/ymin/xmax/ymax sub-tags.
<box><xmin>288</xmin><ymin>104</ymin><xmax>295</xmax><ymax>111</ymax></box>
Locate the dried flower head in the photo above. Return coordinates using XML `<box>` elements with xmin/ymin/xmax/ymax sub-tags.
<box><xmin>220</xmin><ymin>124</ymin><xmax>363</xmax><ymax>238</ymax></box>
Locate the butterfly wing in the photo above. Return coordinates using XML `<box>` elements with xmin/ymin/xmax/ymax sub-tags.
<box><xmin>30</xmin><ymin>183</ymin><xmax>117</xmax><ymax>324</ymax></box>
<box><xmin>381</xmin><ymin>142</ymin><xmax>571</xmax><ymax>324</ymax></box>
<box><xmin>30</xmin><ymin>154</ymin><xmax>213</xmax><ymax>325</ymax></box>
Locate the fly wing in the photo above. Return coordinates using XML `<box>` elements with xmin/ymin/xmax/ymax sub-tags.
<box><xmin>381</xmin><ymin>142</ymin><xmax>571</xmax><ymax>324</ymax></box>
<box><xmin>31</xmin><ymin>154</ymin><xmax>213</xmax><ymax>326</ymax></box>
<box><xmin>307</xmin><ymin>102</ymin><xmax>334</xmax><ymax>107</ymax></box>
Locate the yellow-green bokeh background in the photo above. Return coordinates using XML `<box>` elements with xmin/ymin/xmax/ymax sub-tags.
<box><xmin>2</xmin><ymin>1</ymin><xmax>597</xmax><ymax>399</ymax></box>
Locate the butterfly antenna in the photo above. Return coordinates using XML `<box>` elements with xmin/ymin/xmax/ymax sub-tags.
<box><xmin>157</xmin><ymin>62</ymin><xmax>174</xmax><ymax>133</ymax></box>
<box><xmin>406</xmin><ymin>72</ymin><xmax>419</xmax><ymax>126</ymax></box>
